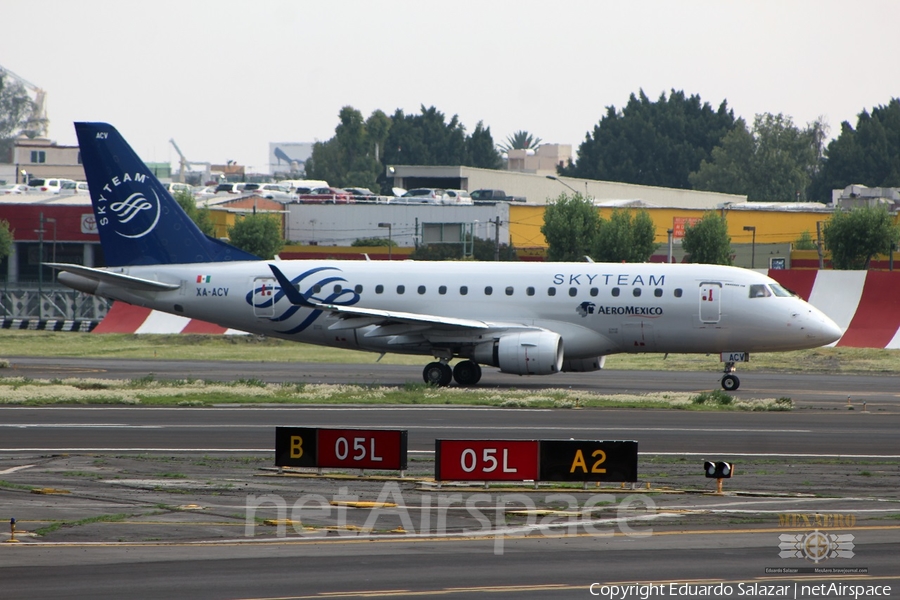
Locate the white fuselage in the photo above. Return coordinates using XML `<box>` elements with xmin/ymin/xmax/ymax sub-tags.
<box><xmin>90</xmin><ymin>260</ymin><xmax>842</xmax><ymax>360</ymax></box>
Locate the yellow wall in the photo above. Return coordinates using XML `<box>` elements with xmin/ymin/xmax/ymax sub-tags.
<box><xmin>509</xmin><ymin>205</ymin><xmax>834</xmax><ymax>249</ymax></box>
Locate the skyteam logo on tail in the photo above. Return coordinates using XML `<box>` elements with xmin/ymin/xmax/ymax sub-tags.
<box><xmin>95</xmin><ymin>172</ymin><xmax>161</xmax><ymax>239</ymax></box>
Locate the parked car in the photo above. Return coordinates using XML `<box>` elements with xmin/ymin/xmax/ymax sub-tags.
<box><xmin>214</xmin><ymin>183</ymin><xmax>245</xmax><ymax>194</ymax></box>
<box><xmin>343</xmin><ymin>187</ymin><xmax>383</xmax><ymax>202</ymax></box>
<box><xmin>28</xmin><ymin>178</ymin><xmax>76</xmax><ymax>194</ymax></box>
<box><xmin>0</xmin><ymin>183</ymin><xmax>30</xmax><ymax>194</ymax></box>
<box><xmin>396</xmin><ymin>188</ymin><xmax>444</xmax><ymax>204</ymax></box>
<box><xmin>75</xmin><ymin>181</ymin><xmax>90</xmax><ymax>193</ymax></box>
<box><xmin>193</xmin><ymin>185</ymin><xmax>217</xmax><ymax>199</ymax></box>
<box><xmin>441</xmin><ymin>189</ymin><xmax>473</xmax><ymax>205</ymax></box>
<box><xmin>470</xmin><ymin>189</ymin><xmax>525</xmax><ymax>203</ymax></box>
<box><xmin>297</xmin><ymin>186</ymin><xmax>354</xmax><ymax>203</ymax></box>
<box><xmin>244</xmin><ymin>183</ymin><xmax>294</xmax><ymax>201</ymax></box>
<box><xmin>162</xmin><ymin>182</ymin><xmax>194</xmax><ymax>195</ymax></box>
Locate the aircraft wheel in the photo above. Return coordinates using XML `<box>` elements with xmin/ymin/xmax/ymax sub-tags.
<box><xmin>453</xmin><ymin>360</ymin><xmax>482</xmax><ymax>386</ymax></box>
<box><xmin>721</xmin><ymin>374</ymin><xmax>740</xmax><ymax>391</ymax></box>
<box><xmin>423</xmin><ymin>362</ymin><xmax>453</xmax><ymax>387</ymax></box>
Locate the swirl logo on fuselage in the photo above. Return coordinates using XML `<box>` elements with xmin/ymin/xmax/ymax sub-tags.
<box><xmin>245</xmin><ymin>266</ymin><xmax>360</xmax><ymax>334</ymax></box>
<box><xmin>110</xmin><ymin>190</ymin><xmax>161</xmax><ymax>239</ymax></box>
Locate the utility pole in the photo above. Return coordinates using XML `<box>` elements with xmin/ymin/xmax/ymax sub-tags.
<box><xmin>493</xmin><ymin>217</ymin><xmax>501</xmax><ymax>261</ymax></box>
<box><xmin>816</xmin><ymin>221</ymin><xmax>825</xmax><ymax>269</ymax></box>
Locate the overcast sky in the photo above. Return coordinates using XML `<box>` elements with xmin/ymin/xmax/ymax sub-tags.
<box><xmin>3</xmin><ymin>0</ymin><xmax>898</xmax><ymax>174</ymax></box>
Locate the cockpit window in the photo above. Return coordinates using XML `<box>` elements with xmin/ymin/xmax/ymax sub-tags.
<box><xmin>749</xmin><ymin>284</ymin><xmax>771</xmax><ymax>298</ymax></box>
<box><xmin>768</xmin><ymin>283</ymin><xmax>793</xmax><ymax>297</ymax></box>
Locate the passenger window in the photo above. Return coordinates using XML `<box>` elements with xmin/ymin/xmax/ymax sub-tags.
<box><xmin>313</xmin><ymin>284</ymin><xmax>322</xmax><ymax>293</ymax></box>
<box><xmin>375</xmin><ymin>284</ymin><xmax>384</xmax><ymax>294</ymax></box>
<box><xmin>439</xmin><ymin>285</ymin><xmax>447</xmax><ymax>295</ymax></box>
<box><xmin>749</xmin><ymin>284</ymin><xmax>771</xmax><ymax>298</ymax></box>
<box><xmin>526</xmin><ymin>287</ymin><xmax>535</xmax><ymax>296</ymax></box>
<box><xmin>569</xmin><ymin>287</ymin><xmax>577</xmax><ymax>297</ymax></box>
<box><xmin>484</xmin><ymin>286</ymin><xmax>493</xmax><ymax>296</ymax></box>
<box><xmin>674</xmin><ymin>288</ymin><xmax>683</xmax><ymax>298</ymax></box>
<box><xmin>460</xmin><ymin>286</ymin><xmax>468</xmax><ymax>295</ymax></box>
<box><xmin>418</xmin><ymin>285</ymin><xmax>426</xmax><ymax>295</ymax></box>
<box><xmin>654</xmin><ymin>288</ymin><xmax>662</xmax><ymax>297</ymax></box>
<box><xmin>397</xmin><ymin>285</ymin><xmax>405</xmax><ymax>294</ymax></box>
<box><xmin>611</xmin><ymin>287</ymin><xmax>620</xmax><ymax>297</ymax></box>
<box><xmin>354</xmin><ymin>284</ymin><xmax>363</xmax><ymax>294</ymax></box>
<box><xmin>590</xmin><ymin>288</ymin><xmax>599</xmax><ymax>297</ymax></box>
<box><xmin>505</xmin><ymin>286</ymin><xmax>514</xmax><ymax>296</ymax></box>
<box><xmin>548</xmin><ymin>287</ymin><xmax>556</xmax><ymax>297</ymax></box>
<box><xmin>334</xmin><ymin>284</ymin><xmax>342</xmax><ymax>293</ymax></box>
<box><xmin>633</xmin><ymin>288</ymin><xmax>641</xmax><ymax>297</ymax></box>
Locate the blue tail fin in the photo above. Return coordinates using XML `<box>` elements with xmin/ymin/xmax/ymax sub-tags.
<box><xmin>74</xmin><ymin>122</ymin><xmax>259</xmax><ymax>266</ymax></box>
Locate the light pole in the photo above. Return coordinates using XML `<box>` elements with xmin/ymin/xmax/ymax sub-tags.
<box><xmin>545</xmin><ymin>175</ymin><xmax>582</xmax><ymax>197</ymax></box>
<box><xmin>743</xmin><ymin>225</ymin><xmax>756</xmax><ymax>269</ymax></box>
<box><xmin>667</xmin><ymin>228</ymin><xmax>674</xmax><ymax>264</ymax></box>
<box><xmin>45</xmin><ymin>217</ymin><xmax>57</xmax><ymax>283</ymax></box>
<box><xmin>378</xmin><ymin>222</ymin><xmax>392</xmax><ymax>260</ymax></box>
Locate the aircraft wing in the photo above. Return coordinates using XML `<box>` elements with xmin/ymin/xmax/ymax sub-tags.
<box><xmin>45</xmin><ymin>263</ymin><xmax>181</xmax><ymax>292</ymax></box>
<box><xmin>268</xmin><ymin>264</ymin><xmax>536</xmax><ymax>335</ymax></box>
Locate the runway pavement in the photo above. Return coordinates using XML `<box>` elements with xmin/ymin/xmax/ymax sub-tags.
<box><xmin>1</xmin><ymin>357</ymin><xmax>899</xmax><ymax>599</ymax></box>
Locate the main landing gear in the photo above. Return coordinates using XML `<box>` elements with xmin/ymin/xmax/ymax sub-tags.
<box><xmin>423</xmin><ymin>360</ymin><xmax>482</xmax><ymax>387</ymax></box>
<box><xmin>721</xmin><ymin>361</ymin><xmax>740</xmax><ymax>391</ymax></box>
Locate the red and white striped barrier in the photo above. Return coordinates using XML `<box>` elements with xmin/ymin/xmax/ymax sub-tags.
<box><xmin>768</xmin><ymin>270</ymin><xmax>900</xmax><ymax>348</ymax></box>
<box><xmin>92</xmin><ymin>303</ymin><xmax>246</xmax><ymax>335</ymax></box>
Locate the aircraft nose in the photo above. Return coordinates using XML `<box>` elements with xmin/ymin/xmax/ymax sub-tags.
<box><xmin>807</xmin><ymin>309</ymin><xmax>843</xmax><ymax>345</ymax></box>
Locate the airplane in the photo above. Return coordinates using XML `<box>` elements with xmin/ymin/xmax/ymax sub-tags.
<box><xmin>49</xmin><ymin>122</ymin><xmax>843</xmax><ymax>391</ymax></box>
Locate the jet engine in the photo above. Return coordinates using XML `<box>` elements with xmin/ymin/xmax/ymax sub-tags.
<box><xmin>474</xmin><ymin>331</ymin><xmax>564</xmax><ymax>376</ymax></box>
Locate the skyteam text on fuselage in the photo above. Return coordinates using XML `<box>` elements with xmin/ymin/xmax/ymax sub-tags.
<box><xmin>51</xmin><ymin>123</ymin><xmax>843</xmax><ymax>390</ymax></box>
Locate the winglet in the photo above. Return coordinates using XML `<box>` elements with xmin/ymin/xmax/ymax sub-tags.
<box><xmin>268</xmin><ymin>264</ymin><xmax>316</xmax><ymax>307</ymax></box>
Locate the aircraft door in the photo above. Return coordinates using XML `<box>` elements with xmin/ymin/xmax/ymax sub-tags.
<box><xmin>699</xmin><ymin>282</ymin><xmax>722</xmax><ymax>324</ymax></box>
<box><xmin>252</xmin><ymin>277</ymin><xmax>277</xmax><ymax>317</ymax></box>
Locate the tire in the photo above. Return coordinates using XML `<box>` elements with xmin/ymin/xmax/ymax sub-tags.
<box><xmin>423</xmin><ymin>362</ymin><xmax>453</xmax><ymax>387</ymax></box>
<box><xmin>721</xmin><ymin>374</ymin><xmax>740</xmax><ymax>391</ymax></box>
<box><xmin>453</xmin><ymin>361</ymin><xmax>482</xmax><ymax>386</ymax></box>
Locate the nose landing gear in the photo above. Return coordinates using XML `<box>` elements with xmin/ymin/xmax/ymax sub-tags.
<box><xmin>721</xmin><ymin>361</ymin><xmax>740</xmax><ymax>391</ymax></box>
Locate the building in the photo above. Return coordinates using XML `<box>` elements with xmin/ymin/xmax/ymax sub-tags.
<box><xmin>3</xmin><ymin>137</ymin><xmax>85</xmax><ymax>184</ymax></box>
<box><xmin>506</xmin><ymin>144</ymin><xmax>571</xmax><ymax>175</ymax></box>
<box><xmin>386</xmin><ymin>165</ymin><xmax>745</xmax><ymax>208</ymax></box>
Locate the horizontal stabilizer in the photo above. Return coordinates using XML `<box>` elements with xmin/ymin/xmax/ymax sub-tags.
<box><xmin>45</xmin><ymin>263</ymin><xmax>180</xmax><ymax>292</ymax></box>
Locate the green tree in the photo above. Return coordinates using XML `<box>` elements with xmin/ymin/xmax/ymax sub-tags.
<box><xmin>823</xmin><ymin>206</ymin><xmax>900</xmax><ymax>269</ymax></box>
<box><xmin>794</xmin><ymin>230</ymin><xmax>818</xmax><ymax>250</ymax></box>
<box><xmin>351</xmin><ymin>237</ymin><xmax>397</xmax><ymax>247</ymax></box>
<box><xmin>809</xmin><ymin>99</ymin><xmax>900</xmax><ymax>201</ymax></box>
<box><xmin>690</xmin><ymin>113</ymin><xmax>827</xmax><ymax>201</ymax></box>
<box><xmin>305</xmin><ymin>106</ymin><xmax>389</xmax><ymax>190</ymax></box>
<box><xmin>382</xmin><ymin>105</ymin><xmax>468</xmax><ymax>167</ymax></box>
<box><xmin>498</xmin><ymin>130</ymin><xmax>542</xmax><ymax>153</ymax></box>
<box><xmin>0</xmin><ymin>73</ymin><xmax>37</xmax><ymax>162</ymax></box>
<box><xmin>227</xmin><ymin>214</ymin><xmax>284</xmax><ymax>259</ymax></box>
<box><xmin>173</xmin><ymin>189</ymin><xmax>216</xmax><ymax>237</ymax></box>
<box><xmin>682</xmin><ymin>212</ymin><xmax>732</xmax><ymax>265</ymax></box>
<box><xmin>0</xmin><ymin>219</ymin><xmax>13</xmax><ymax>264</ymax></box>
<box><xmin>593</xmin><ymin>210</ymin><xmax>658</xmax><ymax>262</ymax></box>
<box><xmin>562</xmin><ymin>89</ymin><xmax>737</xmax><ymax>189</ymax></box>
<box><xmin>465</xmin><ymin>121</ymin><xmax>502</xmax><ymax>169</ymax></box>
<box><xmin>472</xmin><ymin>236</ymin><xmax>518</xmax><ymax>261</ymax></box>
<box><xmin>540</xmin><ymin>192</ymin><xmax>601</xmax><ymax>262</ymax></box>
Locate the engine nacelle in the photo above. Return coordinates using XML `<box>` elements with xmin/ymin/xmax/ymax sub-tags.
<box><xmin>474</xmin><ymin>331</ymin><xmax>564</xmax><ymax>376</ymax></box>
<box><xmin>561</xmin><ymin>356</ymin><xmax>606</xmax><ymax>372</ymax></box>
